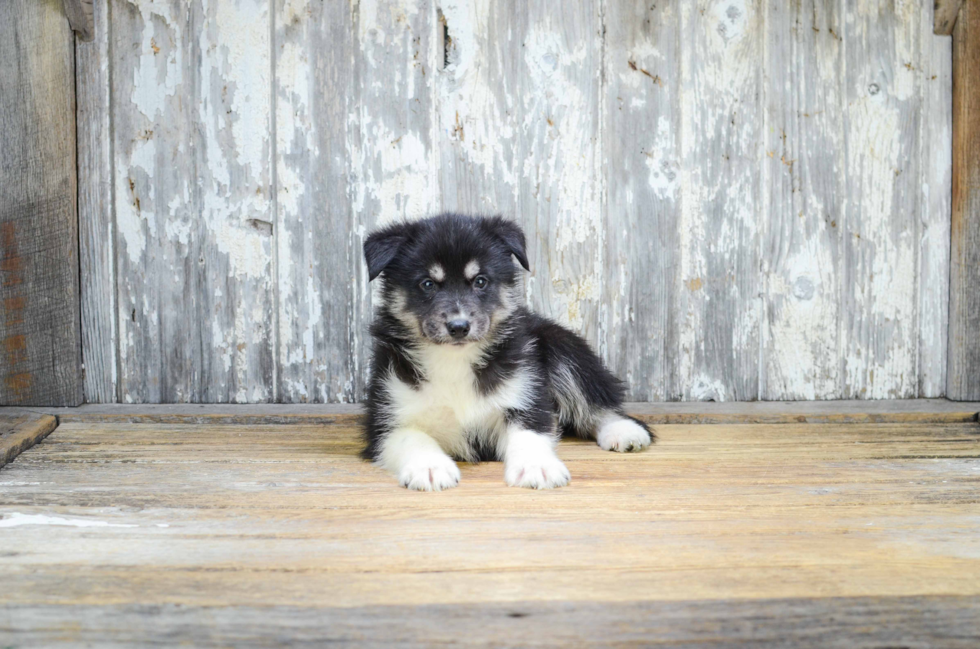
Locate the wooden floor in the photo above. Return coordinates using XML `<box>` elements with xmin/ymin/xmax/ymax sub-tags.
<box><xmin>1</xmin><ymin>409</ymin><xmax>979</xmax><ymax>646</ymax></box>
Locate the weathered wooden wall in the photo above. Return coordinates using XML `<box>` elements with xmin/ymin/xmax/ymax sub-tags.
<box><xmin>0</xmin><ymin>0</ymin><xmax>83</xmax><ymax>406</ymax></box>
<box><xmin>77</xmin><ymin>0</ymin><xmax>954</xmax><ymax>404</ymax></box>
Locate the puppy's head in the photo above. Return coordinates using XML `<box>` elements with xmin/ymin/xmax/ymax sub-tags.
<box><xmin>364</xmin><ymin>214</ymin><xmax>529</xmax><ymax>345</ymax></box>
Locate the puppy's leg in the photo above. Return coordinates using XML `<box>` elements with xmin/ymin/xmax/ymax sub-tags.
<box><xmin>536</xmin><ymin>318</ymin><xmax>655</xmax><ymax>452</ymax></box>
<box><xmin>378</xmin><ymin>428</ymin><xmax>461</xmax><ymax>492</ymax></box>
<box><xmin>502</xmin><ymin>425</ymin><xmax>570</xmax><ymax>489</ymax></box>
<box><xmin>596</xmin><ymin>411</ymin><xmax>653</xmax><ymax>453</ymax></box>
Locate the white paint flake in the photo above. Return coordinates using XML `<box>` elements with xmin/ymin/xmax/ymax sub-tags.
<box><xmin>0</xmin><ymin>513</ymin><xmax>137</xmax><ymax>529</ymax></box>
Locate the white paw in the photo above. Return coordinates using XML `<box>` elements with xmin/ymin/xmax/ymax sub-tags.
<box><xmin>505</xmin><ymin>454</ymin><xmax>571</xmax><ymax>489</ymax></box>
<box><xmin>397</xmin><ymin>452</ymin><xmax>461</xmax><ymax>492</ymax></box>
<box><xmin>597</xmin><ymin>417</ymin><xmax>652</xmax><ymax>453</ymax></box>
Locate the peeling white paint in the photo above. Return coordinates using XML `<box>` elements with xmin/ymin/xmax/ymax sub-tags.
<box><xmin>99</xmin><ymin>0</ymin><xmax>950</xmax><ymax>404</ymax></box>
<box><xmin>0</xmin><ymin>513</ymin><xmax>137</xmax><ymax>529</ymax></box>
<box><xmin>645</xmin><ymin>115</ymin><xmax>679</xmax><ymax>199</ymax></box>
<box><xmin>522</xmin><ymin>24</ymin><xmax>602</xmax><ymax>332</ymax></box>
<box><xmin>130</xmin><ymin>1</ymin><xmax>182</xmax><ymax>121</ymax></box>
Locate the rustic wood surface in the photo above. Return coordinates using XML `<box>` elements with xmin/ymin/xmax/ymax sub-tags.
<box><xmin>63</xmin><ymin>0</ymin><xmax>95</xmax><ymax>41</ymax></box>
<box><xmin>0</xmin><ymin>417</ymin><xmax>978</xmax><ymax>645</ymax></box>
<box><xmin>842</xmin><ymin>3</ymin><xmax>920</xmax><ymax>400</ymax></box>
<box><xmin>76</xmin><ymin>0</ymin><xmax>117</xmax><ymax>404</ymax></box>
<box><xmin>761</xmin><ymin>1</ymin><xmax>842</xmax><ymax>400</ymax></box>
<box><xmin>935</xmin><ymin>0</ymin><xmax>966</xmax><ymax>35</ymax></box>
<box><xmin>4</xmin><ymin>597</ymin><xmax>980</xmax><ymax>648</ymax></box>
<box><xmin>949</xmin><ymin>0</ymin><xmax>980</xmax><ymax>401</ymax></box>
<box><xmin>919</xmin><ymin>1</ymin><xmax>954</xmax><ymax>398</ymax></box>
<box><xmin>436</xmin><ymin>0</ymin><xmax>606</xmax><ymax>357</ymax></box>
<box><xmin>4</xmin><ymin>399</ymin><xmax>979</xmax><ymax>426</ymax></box>
<box><xmin>78</xmin><ymin>1</ymin><xmax>954</xmax><ymax>404</ymax></box>
<box><xmin>602</xmin><ymin>0</ymin><xmax>679</xmax><ymax>401</ymax></box>
<box><xmin>0</xmin><ymin>0</ymin><xmax>83</xmax><ymax>407</ymax></box>
<box><xmin>274</xmin><ymin>0</ymin><xmax>359</xmax><ymax>403</ymax></box>
<box><xmin>0</xmin><ymin>412</ymin><xmax>57</xmax><ymax>469</ymax></box>
<box><xmin>110</xmin><ymin>0</ymin><xmax>276</xmax><ymax>403</ymax></box>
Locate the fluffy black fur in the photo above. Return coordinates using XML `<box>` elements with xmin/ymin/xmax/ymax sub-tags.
<box><xmin>362</xmin><ymin>213</ymin><xmax>654</xmax><ymax>463</ymax></box>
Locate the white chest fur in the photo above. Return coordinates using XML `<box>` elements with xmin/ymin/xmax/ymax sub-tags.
<box><xmin>383</xmin><ymin>343</ymin><xmax>534</xmax><ymax>459</ymax></box>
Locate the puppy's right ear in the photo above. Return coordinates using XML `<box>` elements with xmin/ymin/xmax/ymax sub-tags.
<box><xmin>364</xmin><ymin>223</ymin><xmax>408</xmax><ymax>281</ymax></box>
<box><xmin>485</xmin><ymin>216</ymin><xmax>530</xmax><ymax>271</ymax></box>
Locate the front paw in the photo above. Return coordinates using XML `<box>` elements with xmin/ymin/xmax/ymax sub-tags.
<box><xmin>505</xmin><ymin>454</ymin><xmax>571</xmax><ymax>489</ymax></box>
<box><xmin>398</xmin><ymin>453</ymin><xmax>461</xmax><ymax>492</ymax></box>
<box><xmin>597</xmin><ymin>417</ymin><xmax>652</xmax><ymax>452</ymax></box>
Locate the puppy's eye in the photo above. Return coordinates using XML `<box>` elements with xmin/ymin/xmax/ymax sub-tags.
<box><xmin>419</xmin><ymin>279</ymin><xmax>437</xmax><ymax>292</ymax></box>
<box><xmin>473</xmin><ymin>276</ymin><xmax>489</xmax><ymax>290</ymax></box>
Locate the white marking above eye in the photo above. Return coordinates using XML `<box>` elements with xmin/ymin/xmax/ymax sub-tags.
<box><xmin>464</xmin><ymin>260</ymin><xmax>480</xmax><ymax>280</ymax></box>
<box><xmin>429</xmin><ymin>264</ymin><xmax>445</xmax><ymax>282</ymax></box>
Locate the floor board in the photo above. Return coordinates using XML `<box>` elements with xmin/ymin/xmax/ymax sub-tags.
<box><xmin>1</xmin><ymin>419</ymin><xmax>978</xmax><ymax>646</ymax></box>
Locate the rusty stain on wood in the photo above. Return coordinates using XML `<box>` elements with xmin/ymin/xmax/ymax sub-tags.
<box><xmin>1</xmin><ymin>0</ymin><xmax>82</xmax><ymax>406</ymax></box>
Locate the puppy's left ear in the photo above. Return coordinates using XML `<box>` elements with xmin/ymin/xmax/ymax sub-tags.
<box><xmin>486</xmin><ymin>216</ymin><xmax>530</xmax><ymax>271</ymax></box>
<box><xmin>364</xmin><ymin>222</ymin><xmax>409</xmax><ymax>281</ymax></box>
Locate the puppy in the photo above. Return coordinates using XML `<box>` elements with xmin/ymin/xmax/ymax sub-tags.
<box><xmin>362</xmin><ymin>213</ymin><xmax>654</xmax><ymax>490</ymax></box>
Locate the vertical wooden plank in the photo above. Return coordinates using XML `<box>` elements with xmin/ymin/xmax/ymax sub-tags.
<box><xmin>274</xmin><ymin>0</ymin><xmax>358</xmax><ymax>402</ymax></box>
<box><xmin>77</xmin><ymin>0</ymin><xmax>117</xmax><ymax>403</ymax></box>
<box><xmin>841</xmin><ymin>1</ymin><xmax>921</xmax><ymax>399</ymax></box>
<box><xmin>349</xmin><ymin>0</ymin><xmax>440</xmax><ymax>399</ymax></box>
<box><xmin>0</xmin><ymin>0</ymin><xmax>83</xmax><ymax>406</ymax></box>
<box><xmin>436</xmin><ymin>1</ymin><xmax>521</xmax><ymax>221</ymax></box>
<box><xmin>437</xmin><ymin>1</ymin><xmax>605</xmax><ymax>351</ymax></box>
<box><xmin>601</xmin><ymin>1</ymin><xmax>681</xmax><ymax>400</ymax></box>
<box><xmin>761</xmin><ymin>1</ymin><xmax>843</xmax><ymax>400</ymax></box>
<box><xmin>111</xmin><ymin>0</ymin><xmax>275</xmax><ymax>403</ymax></box>
<box><xmin>673</xmin><ymin>0</ymin><xmax>764</xmax><ymax>401</ymax></box>
<box><xmin>918</xmin><ymin>3</ymin><xmax>952</xmax><ymax>398</ymax></box>
<box><xmin>520</xmin><ymin>0</ymin><xmax>605</xmax><ymax>350</ymax></box>
<box><xmin>948</xmin><ymin>0</ymin><xmax>980</xmax><ymax>401</ymax></box>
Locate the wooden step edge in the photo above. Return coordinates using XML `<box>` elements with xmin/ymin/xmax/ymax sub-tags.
<box><xmin>0</xmin><ymin>413</ymin><xmax>59</xmax><ymax>469</ymax></box>
<box><xmin>3</xmin><ymin>400</ymin><xmax>977</xmax><ymax>426</ymax></box>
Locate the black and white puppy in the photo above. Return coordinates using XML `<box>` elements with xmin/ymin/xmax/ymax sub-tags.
<box><xmin>362</xmin><ymin>213</ymin><xmax>654</xmax><ymax>491</ymax></box>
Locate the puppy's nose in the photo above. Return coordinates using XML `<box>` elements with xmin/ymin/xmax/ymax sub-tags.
<box><xmin>446</xmin><ymin>319</ymin><xmax>470</xmax><ymax>339</ymax></box>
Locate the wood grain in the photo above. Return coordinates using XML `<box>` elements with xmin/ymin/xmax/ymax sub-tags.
<box><xmin>110</xmin><ymin>0</ymin><xmax>276</xmax><ymax>403</ymax></box>
<box><xmin>0</xmin><ymin>0</ymin><xmax>83</xmax><ymax>407</ymax></box>
<box><xmin>761</xmin><ymin>0</ymin><xmax>843</xmax><ymax>400</ymax></box>
<box><xmin>0</xmin><ymin>412</ymin><xmax>57</xmax><ymax>469</ymax></box>
<box><xmin>919</xmin><ymin>1</ymin><xmax>954</xmax><ymax>398</ymax></box>
<box><xmin>935</xmin><ymin>0</ymin><xmax>966</xmax><ymax>35</ymax></box>
<box><xmin>3</xmin><ymin>597</ymin><xmax>979</xmax><ymax>648</ymax></box>
<box><xmin>948</xmin><ymin>0</ymin><xmax>980</xmax><ymax>401</ymax></box>
<box><xmin>77</xmin><ymin>0</ymin><xmax>117</xmax><ymax>404</ymax></box>
<box><xmin>0</xmin><ymin>418</ymin><xmax>978</xmax><ymax>644</ymax></box>
<box><xmin>63</xmin><ymin>0</ymin><xmax>95</xmax><ymax>41</ymax></box>
<box><xmin>842</xmin><ymin>2</ymin><xmax>922</xmax><ymax>399</ymax></box>
<box><xmin>75</xmin><ymin>1</ymin><xmax>955</xmax><ymax>404</ymax></box>
<box><xmin>274</xmin><ymin>0</ymin><xmax>358</xmax><ymax>404</ymax></box>
<box><xmin>675</xmin><ymin>1</ymin><xmax>764</xmax><ymax>401</ymax></box>
<box><xmin>349</xmin><ymin>0</ymin><xmax>441</xmax><ymax>403</ymax></box>
<box><xmin>435</xmin><ymin>0</ymin><xmax>605</xmax><ymax>349</ymax></box>
<box><xmin>516</xmin><ymin>1</ymin><xmax>604</xmax><ymax>351</ymax></box>
<box><xmin>602</xmin><ymin>1</ymin><xmax>680</xmax><ymax>400</ymax></box>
